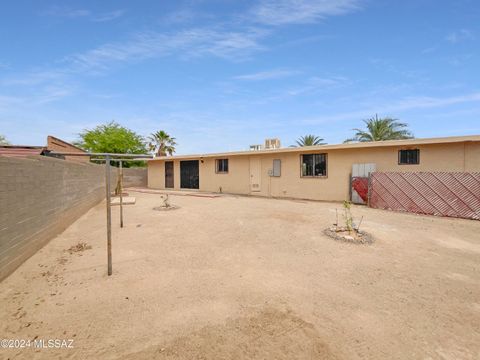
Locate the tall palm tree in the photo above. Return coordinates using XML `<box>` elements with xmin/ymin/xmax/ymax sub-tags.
<box><xmin>295</xmin><ymin>135</ymin><xmax>326</xmax><ymax>146</ymax></box>
<box><xmin>148</xmin><ymin>130</ymin><xmax>177</xmax><ymax>156</ymax></box>
<box><xmin>345</xmin><ymin>115</ymin><xmax>413</xmax><ymax>142</ymax></box>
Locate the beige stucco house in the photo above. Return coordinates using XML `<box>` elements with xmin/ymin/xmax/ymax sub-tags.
<box><xmin>147</xmin><ymin>135</ymin><xmax>480</xmax><ymax>202</ymax></box>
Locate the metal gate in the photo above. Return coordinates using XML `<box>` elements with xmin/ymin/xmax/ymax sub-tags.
<box><xmin>369</xmin><ymin>172</ymin><xmax>480</xmax><ymax>220</ymax></box>
<box><xmin>351</xmin><ymin>163</ymin><xmax>376</xmax><ymax>204</ymax></box>
<box><xmin>180</xmin><ymin>160</ymin><xmax>199</xmax><ymax>189</ymax></box>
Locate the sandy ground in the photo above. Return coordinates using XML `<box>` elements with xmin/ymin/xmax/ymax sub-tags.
<box><xmin>1</xmin><ymin>190</ymin><xmax>479</xmax><ymax>359</ymax></box>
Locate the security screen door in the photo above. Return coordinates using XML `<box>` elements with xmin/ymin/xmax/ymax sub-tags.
<box><xmin>165</xmin><ymin>161</ymin><xmax>174</xmax><ymax>188</ymax></box>
<box><xmin>180</xmin><ymin>160</ymin><xmax>199</xmax><ymax>189</ymax></box>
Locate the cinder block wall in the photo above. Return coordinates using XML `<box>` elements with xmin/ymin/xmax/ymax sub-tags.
<box><xmin>122</xmin><ymin>168</ymin><xmax>147</xmax><ymax>187</ymax></box>
<box><xmin>0</xmin><ymin>156</ymin><xmax>132</xmax><ymax>281</ymax></box>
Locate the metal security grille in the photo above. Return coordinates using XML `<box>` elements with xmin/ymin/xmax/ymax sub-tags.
<box><xmin>369</xmin><ymin>172</ymin><xmax>480</xmax><ymax>220</ymax></box>
<box><xmin>165</xmin><ymin>161</ymin><xmax>174</xmax><ymax>188</ymax></box>
<box><xmin>180</xmin><ymin>160</ymin><xmax>199</xmax><ymax>189</ymax></box>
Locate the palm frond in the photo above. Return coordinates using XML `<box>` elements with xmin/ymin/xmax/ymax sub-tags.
<box><xmin>346</xmin><ymin>115</ymin><xmax>414</xmax><ymax>142</ymax></box>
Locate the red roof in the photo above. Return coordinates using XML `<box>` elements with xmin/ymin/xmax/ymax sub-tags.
<box><xmin>0</xmin><ymin>146</ymin><xmax>46</xmax><ymax>158</ymax></box>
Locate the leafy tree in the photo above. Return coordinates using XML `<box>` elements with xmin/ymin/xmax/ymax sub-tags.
<box><xmin>76</xmin><ymin>121</ymin><xmax>148</xmax><ymax>167</ymax></box>
<box><xmin>295</xmin><ymin>135</ymin><xmax>326</xmax><ymax>147</ymax></box>
<box><xmin>148</xmin><ymin>130</ymin><xmax>177</xmax><ymax>156</ymax></box>
<box><xmin>345</xmin><ymin>115</ymin><xmax>414</xmax><ymax>142</ymax></box>
<box><xmin>0</xmin><ymin>134</ymin><xmax>10</xmax><ymax>145</ymax></box>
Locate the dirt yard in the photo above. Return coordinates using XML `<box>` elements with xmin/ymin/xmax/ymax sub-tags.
<box><xmin>1</xmin><ymin>190</ymin><xmax>479</xmax><ymax>359</ymax></box>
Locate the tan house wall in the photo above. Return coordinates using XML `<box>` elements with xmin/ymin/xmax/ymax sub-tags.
<box><xmin>465</xmin><ymin>142</ymin><xmax>480</xmax><ymax>171</ymax></box>
<box><xmin>147</xmin><ymin>141</ymin><xmax>480</xmax><ymax>201</ymax></box>
<box><xmin>200</xmin><ymin>157</ymin><xmax>251</xmax><ymax>194</ymax></box>
<box><xmin>148</xmin><ymin>161</ymin><xmax>165</xmax><ymax>188</ymax></box>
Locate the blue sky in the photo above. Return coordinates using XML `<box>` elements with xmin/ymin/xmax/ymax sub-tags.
<box><xmin>0</xmin><ymin>0</ymin><xmax>479</xmax><ymax>154</ymax></box>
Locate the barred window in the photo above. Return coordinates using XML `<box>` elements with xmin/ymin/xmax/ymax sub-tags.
<box><xmin>301</xmin><ymin>154</ymin><xmax>327</xmax><ymax>177</ymax></box>
<box><xmin>216</xmin><ymin>159</ymin><xmax>229</xmax><ymax>173</ymax></box>
<box><xmin>398</xmin><ymin>149</ymin><xmax>419</xmax><ymax>165</ymax></box>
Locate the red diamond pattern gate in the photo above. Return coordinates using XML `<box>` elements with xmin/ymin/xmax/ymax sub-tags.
<box><xmin>369</xmin><ymin>172</ymin><xmax>480</xmax><ymax>220</ymax></box>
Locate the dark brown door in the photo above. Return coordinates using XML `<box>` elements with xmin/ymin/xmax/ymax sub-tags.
<box><xmin>165</xmin><ymin>161</ymin><xmax>174</xmax><ymax>188</ymax></box>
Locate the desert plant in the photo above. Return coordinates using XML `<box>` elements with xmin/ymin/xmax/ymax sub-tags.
<box><xmin>343</xmin><ymin>201</ymin><xmax>354</xmax><ymax>233</ymax></box>
<box><xmin>162</xmin><ymin>194</ymin><xmax>171</xmax><ymax>208</ymax></box>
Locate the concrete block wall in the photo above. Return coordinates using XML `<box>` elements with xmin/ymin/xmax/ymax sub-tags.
<box><xmin>0</xmin><ymin>156</ymin><xmax>116</xmax><ymax>281</ymax></box>
<box><xmin>122</xmin><ymin>167</ymin><xmax>147</xmax><ymax>187</ymax></box>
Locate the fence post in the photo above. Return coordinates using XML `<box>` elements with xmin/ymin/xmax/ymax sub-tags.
<box><xmin>105</xmin><ymin>155</ymin><xmax>112</xmax><ymax>276</ymax></box>
<box><xmin>119</xmin><ymin>160</ymin><xmax>123</xmax><ymax>228</ymax></box>
<box><xmin>367</xmin><ymin>173</ymin><xmax>372</xmax><ymax>208</ymax></box>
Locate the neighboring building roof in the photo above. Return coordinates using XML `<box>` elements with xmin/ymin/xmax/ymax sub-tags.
<box><xmin>47</xmin><ymin>135</ymin><xmax>86</xmax><ymax>153</ymax></box>
<box><xmin>0</xmin><ymin>136</ymin><xmax>87</xmax><ymax>160</ymax></box>
<box><xmin>0</xmin><ymin>145</ymin><xmax>46</xmax><ymax>158</ymax></box>
<box><xmin>149</xmin><ymin>134</ymin><xmax>480</xmax><ymax>161</ymax></box>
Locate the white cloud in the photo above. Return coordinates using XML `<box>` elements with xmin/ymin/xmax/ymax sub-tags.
<box><xmin>34</xmin><ymin>86</ymin><xmax>75</xmax><ymax>105</ymax></box>
<box><xmin>446</xmin><ymin>29</ymin><xmax>474</xmax><ymax>43</ymax></box>
<box><xmin>286</xmin><ymin>76</ymin><xmax>349</xmax><ymax>95</ymax></box>
<box><xmin>2</xmin><ymin>69</ymin><xmax>68</xmax><ymax>86</ymax></box>
<box><xmin>42</xmin><ymin>6</ymin><xmax>125</xmax><ymax>22</ymax></box>
<box><xmin>65</xmin><ymin>27</ymin><xmax>268</xmax><ymax>72</ymax></box>
<box><xmin>93</xmin><ymin>10</ymin><xmax>126</xmax><ymax>23</ymax></box>
<box><xmin>301</xmin><ymin>92</ymin><xmax>480</xmax><ymax>124</ymax></box>
<box><xmin>42</xmin><ymin>6</ymin><xmax>90</xmax><ymax>18</ymax></box>
<box><xmin>0</xmin><ymin>25</ymin><xmax>268</xmax><ymax>106</ymax></box>
<box><xmin>233</xmin><ymin>68</ymin><xmax>300</xmax><ymax>81</ymax></box>
<box><xmin>250</xmin><ymin>0</ymin><xmax>361</xmax><ymax>26</ymax></box>
<box><xmin>384</xmin><ymin>92</ymin><xmax>480</xmax><ymax>112</ymax></box>
<box><xmin>0</xmin><ymin>95</ymin><xmax>23</xmax><ymax>109</ymax></box>
<box><xmin>162</xmin><ymin>9</ymin><xmax>200</xmax><ymax>25</ymax></box>
<box><xmin>0</xmin><ymin>83</ymin><xmax>74</xmax><ymax>108</ymax></box>
<box><xmin>421</xmin><ymin>46</ymin><xmax>437</xmax><ymax>54</ymax></box>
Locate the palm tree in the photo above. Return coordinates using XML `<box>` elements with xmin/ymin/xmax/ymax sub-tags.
<box><xmin>148</xmin><ymin>130</ymin><xmax>177</xmax><ymax>156</ymax></box>
<box><xmin>345</xmin><ymin>115</ymin><xmax>413</xmax><ymax>142</ymax></box>
<box><xmin>295</xmin><ymin>135</ymin><xmax>326</xmax><ymax>147</ymax></box>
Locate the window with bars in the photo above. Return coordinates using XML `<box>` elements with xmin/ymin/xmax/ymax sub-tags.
<box><xmin>398</xmin><ymin>149</ymin><xmax>419</xmax><ymax>165</ymax></box>
<box><xmin>301</xmin><ymin>154</ymin><xmax>327</xmax><ymax>177</ymax></box>
<box><xmin>215</xmin><ymin>159</ymin><xmax>229</xmax><ymax>173</ymax></box>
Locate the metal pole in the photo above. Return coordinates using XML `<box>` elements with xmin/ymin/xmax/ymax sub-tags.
<box><xmin>119</xmin><ymin>160</ymin><xmax>123</xmax><ymax>228</ymax></box>
<box><xmin>105</xmin><ymin>155</ymin><xmax>112</xmax><ymax>276</ymax></box>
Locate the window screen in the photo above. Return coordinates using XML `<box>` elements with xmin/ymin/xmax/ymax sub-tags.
<box><xmin>398</xmin><ymin>149</ymin><xmax>419</xmax><ymax>165</ymax></box>
<box><xmin>272</xmin><ymin>159</ymin><xmax>281</xmax><ymax>177</ymax></box>
<box><xmin>216</xmin><ymin>159</ymin><xmax>229</xmax><ymax>173</ymax></box>
<box><xmin>301</xmin><ymin>154</ymin><xmax>327</xmax><ymax>177</ymax></box>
